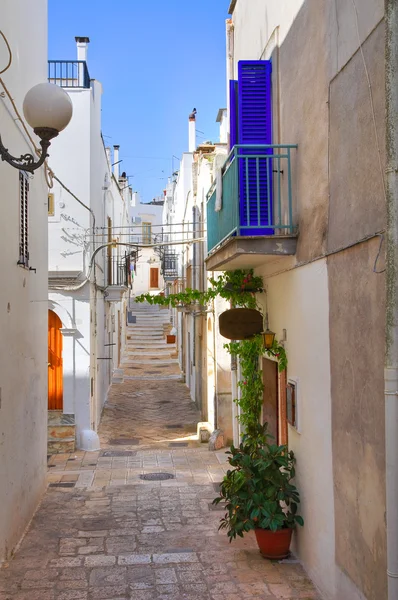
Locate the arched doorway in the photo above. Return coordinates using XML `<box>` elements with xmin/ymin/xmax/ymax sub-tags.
<box><xmin>48</xmin><ymin>309</ymin><xmax>63</xmax><ymax>410</ymax></box>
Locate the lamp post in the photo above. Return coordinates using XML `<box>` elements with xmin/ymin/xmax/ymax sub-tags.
<box><xmin>0</xmin><ymin>82</ymin><xmax>73</xmax><ymax>172</ymax></box>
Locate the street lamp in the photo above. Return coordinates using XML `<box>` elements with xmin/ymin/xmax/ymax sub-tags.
<box><xmin>0</xmin><ymin>82</ymin><xmax>73</xmax><ymax>172</ymax></box>
<box><xmin>262</xmin><ymin>312</ymin><xmax>275</xmax><ymax>350</ymax></box>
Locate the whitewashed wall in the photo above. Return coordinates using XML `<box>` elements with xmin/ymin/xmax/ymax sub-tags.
<box><xmin>257</xmin><ymin>260</ymin><xmax>335</xmax><ymax>596</ymax></box>
<box><xmin>0</xmin><ymin>0</ymin><xmax>49</xmax><ymax>562</ymax></box>
<box><xmin>131</xmin><ymin>202</ymin><xmax>164</xmax><ymax>296</ymax></box>
<box><xmin>48</xmin><ymin>59</ymin><xmax>128</xmax><ymax>447</ymax></box>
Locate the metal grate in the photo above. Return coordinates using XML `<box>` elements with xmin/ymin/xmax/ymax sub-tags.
<box><xmin>109</xmin><ymin>438</ymin><xmax>140</xmax><ymax>446</ymax></box>
<box><xmin>49</xmin><ymin>482</ymin><xmax>75</xmax><ymax>488</ymax></box>
<box><xmin>100</xmin><ymin>450</ymin><xmax>137</xmax><ymax>457</ymax></box>
<box><xmin>18</xmin><ymin>172</ymin><xmax>29</xmax><ymax>268</ymax></box>
<box><xmin>169</xmin><ymin>442</ymin><xmax>188</xmax><ymax>447</ymax></box>
<box><xmin>140</xmin><ymin>473</ymin><xmax>175</xmax><ymax>481</ymax></box>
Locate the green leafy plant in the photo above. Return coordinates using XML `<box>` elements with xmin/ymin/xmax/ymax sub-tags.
<box><xmin>134</xmin><ymin>269</ymin><xmax>262</xmax><ymax>310</ymax></box>
<box><xmin>213</xmin><ymin>423</ymin><xmax>303</xmax><ymax>540</ymax></box>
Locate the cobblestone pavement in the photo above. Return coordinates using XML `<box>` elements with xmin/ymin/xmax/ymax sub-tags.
<box><xmin>0</xmin><ymin>304</ymin><xmax>321</xmax><ymax>599</ymax></box>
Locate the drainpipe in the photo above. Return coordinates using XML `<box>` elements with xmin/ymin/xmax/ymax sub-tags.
<box><xmin>385</xmin><ymin>2</ymin><xmax>398</xmax><ymax>598</ymax></box>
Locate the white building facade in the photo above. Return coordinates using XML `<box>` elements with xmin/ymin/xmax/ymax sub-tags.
<box><xmin>131</xmin><ymin>195</ymin><xmax>165</xmax><ymax>296</ymax></box>
<box><xmin>0</xmin><ymin>0</ymin><xmax>50</xmax><ymax>562</ymax></box>
<box><xmin>48</xmin><ymin>39</ymin><xmax>130</xmax><ymax>452</ymax></box>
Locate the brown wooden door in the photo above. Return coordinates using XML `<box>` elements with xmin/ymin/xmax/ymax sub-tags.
<box><xmin>150</xmin><ymin>267</ymin><xmax>159</xmax><ymax>288</ymax></box>
<box><xmin>262</xmin><ymin>358</ymin><xmax>278</xmax><ymax>443</ymax></box>
<box><xmin>48</xmin><ymin>310</ymin><xmax>63</xmax><ymax>410</ymax></box>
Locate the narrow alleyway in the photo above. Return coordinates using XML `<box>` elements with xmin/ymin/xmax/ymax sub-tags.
<box><xmin>0</xmin><ymin>304</ymin><xmax>320</xmax><ymax>600</ymax></box>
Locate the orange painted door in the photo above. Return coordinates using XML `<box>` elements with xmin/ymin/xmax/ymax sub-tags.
<box><xmin>48</xmin><ymin>310</ymin><xmax>63</xmax><ymax>410</ymax></box>
<box><xmin>150</xmin><ymin>267</ymin><xmax>159</xmax><ymax>288</ymax></box>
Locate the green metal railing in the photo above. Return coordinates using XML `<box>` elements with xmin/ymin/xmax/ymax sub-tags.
<box><xmin>206</xmin><ymin>144</ymin><xmax>297</xmax><ymax>254</ymax></box>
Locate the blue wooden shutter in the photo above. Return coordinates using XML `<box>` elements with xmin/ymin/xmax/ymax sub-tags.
<box><xmin>237</xmin><ymin>60</ymin><xmax>273</xmax><ymax>235</ymax></box>
<box><xmin>229</xmin><ymin>80</ymin><xmax>238</xmax><ymax>149</ymax></box>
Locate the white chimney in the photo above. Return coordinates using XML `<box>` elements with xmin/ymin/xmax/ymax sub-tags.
<box><xmin>75</xmin><ymin>36</ymin><xmax>89</xmax><ymax>62</ymax></box>
<box><xmin>189</xmin><ymin>108</ymin><xmax>197</xmax><ymax>152</ymax></box>
<box><xmin>113</xmin><ymin>145</ymin><xmax>120</xmax><ymax>180</ymax></box>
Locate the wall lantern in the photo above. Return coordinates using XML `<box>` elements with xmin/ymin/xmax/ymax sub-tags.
<box><xmin>0</xmin><ymin>83</ymin><xmax>73</xmax><ymax>172</ymax></box>
<box><xmin>262</xmin><ymin>313</ymin><xmax>275</xmax><ymax>350</ymax></box>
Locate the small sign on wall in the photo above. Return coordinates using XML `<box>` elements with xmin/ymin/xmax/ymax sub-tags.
<box><xmin>287</xmin><ymin>378</ymin><xmax>298</xmax><ymax>430</ymax></box>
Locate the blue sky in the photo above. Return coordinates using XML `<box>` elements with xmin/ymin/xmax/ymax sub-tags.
<box><xmin>49</xmin><ymin>1</ymin><xmax>229</xmax><ymax>203</ymax></box>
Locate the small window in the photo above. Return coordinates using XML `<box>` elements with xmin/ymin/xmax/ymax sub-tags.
<box><xmin>18</xmin><ymin>172</ymin><xmax>29</xmax><ymax>268</ymax></box>
<box><xmin>286</xmin><ymin>379</ymin><xmax>298</xmax><ymax>430</ymax></box>
<box><xmin>48</xmin><ymin>193</ymin><xmax>55</xmax><ymax>216</ymax></box>
<box><xmin>142</xmin><ymin>222</ymin><xmax>151</xmax><ymax>244</ymax></box>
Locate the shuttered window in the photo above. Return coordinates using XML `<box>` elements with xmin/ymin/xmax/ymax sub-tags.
<box><xmin>143</xmin><ymin>222</ymin><xmax>151</xmax><ymax>244</ymax></box>
<box><xmin>229</xmin><ymin>79</ymin><xmax>238</xmax><ymax>149</ymax></box>
<box><xmin>237</xmin><ymin>60</ymin><xmax>273</xmax><ymax>235</ymax></box>
<box><xmin>18</xmin><ymin>172</ymin><xmax>29</xmax><ymax>267</ymax></box>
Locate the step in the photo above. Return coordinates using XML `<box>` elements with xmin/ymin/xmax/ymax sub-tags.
<box><xmin>47</xmin><ymin>412</ymin><xmax>76</xmax><ymax>455</ymax></box>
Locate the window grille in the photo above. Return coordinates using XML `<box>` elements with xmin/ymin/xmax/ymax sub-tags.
<box><xmin>18</xmin><ymin>172</ymin><xmax>29</xmax><ymax>267</ymax></box>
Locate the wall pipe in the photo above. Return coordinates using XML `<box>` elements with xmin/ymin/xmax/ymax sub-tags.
<box><xmin>385</xmin><ymin>1</ymin><xmax>398</xmax><ymax>598</ymax></box>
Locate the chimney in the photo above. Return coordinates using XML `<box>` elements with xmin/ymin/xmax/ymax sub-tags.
<box><xmin>189</xmin><ymin>108</ymin><xmax>197</xmax><ymax>152</ymax></box>
<box><xmin>75</xmin><ymin>36</ymin><xmax>90</xmax><ymax>62</ymax></box>
<box><xmin>113</xmin><ymin>145</ymin><xmax>120</xmax><ymax>180</ymax></box>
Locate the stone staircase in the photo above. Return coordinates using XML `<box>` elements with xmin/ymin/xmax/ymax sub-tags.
<box><xmin>123</xmin><ymin>302</ymin><xmax>180</xmax><ymax>380</ymax></box>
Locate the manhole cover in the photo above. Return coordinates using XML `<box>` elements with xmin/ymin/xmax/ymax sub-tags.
<box><xmin>101</xmin><ymin>450</ymin><xmax>137</xmax><ymax>457</ymax></box>
<box><xmin>49</xmin><ymin>482</ymin><xmax>75</xmax><ymax>488</ymax></box>
<box><xmin>109</xmin><ymin>438</ymin><xmax>140</xmax><ymax>446</ymax></box>
<box><xmin>140</xmin><ymin>473</ymin><xmax>175</xmax><ymax>481</ymax></box>
<box><xmin>169</xmin><ymin>442</ymin><xmax>188</xmax><ymax>447</ymax></box>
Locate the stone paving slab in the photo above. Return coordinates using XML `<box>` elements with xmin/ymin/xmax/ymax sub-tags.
<box><xmin>0</xmin><ymin>304</ymin><xmax>321</xmax><ymax>599</ymax></box>
<box><xmin>0</xmin><ymin>484</ymin><xmax>320</xmax><ymax>600</ymax></box>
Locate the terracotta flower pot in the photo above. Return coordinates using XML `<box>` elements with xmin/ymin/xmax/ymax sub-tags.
<box><xmin>254</xmin><ymin>528</ymin><xmax>293</xmax><ymax>560</ymax></box>
<box><xmin>166</xmin><ymin>335</ymin><xmax>176</xmax><ymax>344</ymax></box>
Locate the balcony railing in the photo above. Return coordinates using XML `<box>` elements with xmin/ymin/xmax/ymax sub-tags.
<box><xmin>48</xmin><ymin>60</ymin><xmax>90</xmax><ymax>88</ymax></box>
<box><xmin>206</xmin><ymin>144</ymin><xmax>297</xmax><ymax>254</ymax></box>
<box><xmin>106</xmin><ymin>255</ymin><xmax>129</xmax><ymax>288</ymax></box>
<box><xmin>161</xmin><ymin>252</ymin><xmax>178</xmax><ymax>280</ymax></box>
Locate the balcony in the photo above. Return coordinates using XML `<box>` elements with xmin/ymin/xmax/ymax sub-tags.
<box><xmin>161</xmin><ymin>252</ymin><xmax>179</xmax><ymax>281</ymax></box>
<box><xmin>48</xmin><ymin>60</ymin><xmax>90</xmax><ymax>89</ymax></box>
<box><xmin>105</xmin><ymin>256</ymin><xmax>129</xmax><ymax>302</ymax></box>
<box><xmin>206</xmin><ymin>144</ymin><xmax>298</xmax><ymax>271</ymax></box>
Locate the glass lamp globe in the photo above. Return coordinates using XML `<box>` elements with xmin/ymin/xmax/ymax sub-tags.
<box><xmin>23</xmin><ymin>83</ymin><xmax>73</xmax><ymax>138</ymax></box>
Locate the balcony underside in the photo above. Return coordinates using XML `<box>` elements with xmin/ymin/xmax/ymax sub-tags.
<box><xmin>205</xmin><ymin>235</ymin><xmax>297</xmax><ymax>271</ymax></box>
<box><xmin>105</xmin><ymin>285</ymin><xmax>128</xmax><ymax>302</ymax></box>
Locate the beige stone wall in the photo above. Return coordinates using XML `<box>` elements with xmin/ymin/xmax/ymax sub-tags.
<box><xmin>230</xmin><ymin>0</ymin><xmax>387</xmax><ymax>598</ymax></box>
<box><xmin>328</xmin><ymin>240</ymin><xmax>386</xmax><ymax>600</ymax></box>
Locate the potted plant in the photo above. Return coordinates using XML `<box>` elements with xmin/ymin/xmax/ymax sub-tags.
<box><xmin>213</xmin><ymin>423</ymin><xmax>303</xmax><ymax>559</ymax></box>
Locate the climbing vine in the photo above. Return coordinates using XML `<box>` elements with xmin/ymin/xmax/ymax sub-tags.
<box><xmin>135</xmin><ymin>269</ymin><xmax>263</xmax><ymax>310</ymax></box>
<box><xmin>224</xmin><ymin>335</ymin><xmax>287</xmax><ymax>440</ymax></box>
<box><xmin>135</xmin><ymin>269</ymin><xmax>287</xmax><ymax>435</ymax></box>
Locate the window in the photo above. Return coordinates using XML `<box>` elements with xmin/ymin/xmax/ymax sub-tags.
<box><xmin>286</xmin><ymin>378</ymin><xmax>298</xmax><ymax>430</ymax></box>
<box><xmin>18</xmin><ymin>172</ymin><xmax>29</xmax><ymax>267</ymax></box>
<box><xmin>142</xmin><ymin>222</ymin><xmax>151</xmax><ymax>244</ymax></box>
<box><xmin>48</xmin><ymin>193</ymin><xmax>55</xmax><ymax>216</ymax></box>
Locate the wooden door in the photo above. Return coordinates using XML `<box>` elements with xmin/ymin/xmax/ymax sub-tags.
<box><xmin>48</xmin><ymin>310</ymin><xmax>63</xmax><ymax>410</ymax></box>
<box><xmin>262</xmin><ymin>358</ymin><xmax>278</xmax><ymax>443</ymax></box>
<box><xmin>150</xmin><ymin>267</ymin><xmax>159</xmax><ymax>288</ymax></box>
